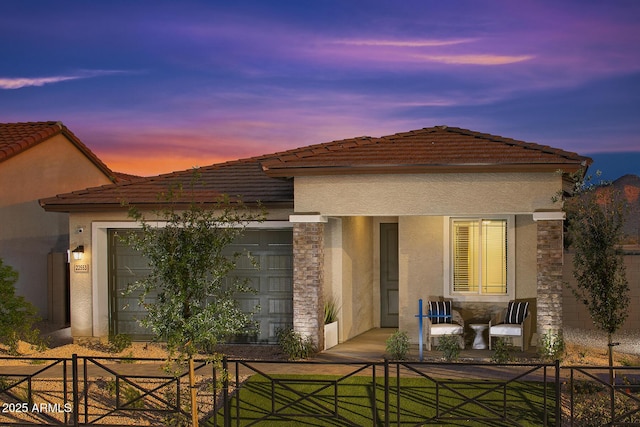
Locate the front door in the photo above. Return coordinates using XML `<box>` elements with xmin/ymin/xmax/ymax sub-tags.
<box><xmin>380</xmin><ymin>223</ymin><xmax>399</xmax><ymax>327</ymax></box>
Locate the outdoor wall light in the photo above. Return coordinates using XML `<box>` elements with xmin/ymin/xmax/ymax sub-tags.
<box><xmin>72</xmin><ymin>245</ymin><xmax>84</xmax><ymax>260</ymax></box>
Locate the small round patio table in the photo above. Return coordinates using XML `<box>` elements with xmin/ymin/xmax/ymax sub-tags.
<box><xmin>470</xmin><ymin>323</ymin><xmax>489</xmax><ymax>350</ymax></box>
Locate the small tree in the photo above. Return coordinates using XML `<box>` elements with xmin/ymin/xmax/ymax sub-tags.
<box><xmin>563</xmin><ymin>172</ymin><xmax>629</xmax><ymax>382</ymax></box>
<box><xmin>0</xmin><ymin>258</ymin><xmax>41</xmax><ymax>355</ymax></box>
<box><xmin>125</xmin><ymin>175</ymin><xmax>265</xmax><ymax>426</ymax></box>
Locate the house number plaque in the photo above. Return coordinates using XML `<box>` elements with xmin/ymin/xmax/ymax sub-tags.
<box><xmin>74</xmin><ymin>264</ymin><xmax>89</xmax><ymax>273</ymax></box>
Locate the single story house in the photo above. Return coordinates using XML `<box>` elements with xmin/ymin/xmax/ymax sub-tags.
<box><xmin>40</xmin><ymin>125</ymin><xmax>591</xmax><ymax>347</ymax></box>
<box><xmin>0</xmin><ymin>121</ymin><xmax>124</xmax><ymax>325</ymax></box>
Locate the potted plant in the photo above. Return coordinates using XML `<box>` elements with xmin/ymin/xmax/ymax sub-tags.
<box><xmin>324</xmin><ymin>296</ymin><xmax>339</xmax><ymax>350</ymax></box>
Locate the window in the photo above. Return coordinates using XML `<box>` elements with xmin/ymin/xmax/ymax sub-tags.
<box><xmin>448</xmin><ymin>217</ymin><xmax>512</xmax><ymax>297</ymax></box>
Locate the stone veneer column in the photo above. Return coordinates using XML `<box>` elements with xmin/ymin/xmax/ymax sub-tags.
<box><xmin>292</xmin><ymin>221</ymin><xmax>325</xmax><ymax>347</ymax></box>
<box><xmin>536</xmin><ymin>218</ymin><xmax>564</xmax><ymax>341</ymax></box>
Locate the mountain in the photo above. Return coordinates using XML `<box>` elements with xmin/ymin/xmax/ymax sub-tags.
<box><xmin>597</xmin><ymin>174</ymin><xmax>640</xmax><ymax>245</ymax></box>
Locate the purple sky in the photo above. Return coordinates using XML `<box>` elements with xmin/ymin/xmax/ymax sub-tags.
<box><xmin>1</xmin><ymin>1</ymin><xmax>639</xmax><ymax>180</ymax></box>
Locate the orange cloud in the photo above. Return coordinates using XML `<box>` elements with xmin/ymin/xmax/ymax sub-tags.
<box><xmin>415</xmin><ymin>54</ymin><xmax>534</xmax><ymax>65</ymax></box>
<box><xmin>101</xmin><ymin>152</ymin><xmax>233</xmax><ymax>177</ymax></box>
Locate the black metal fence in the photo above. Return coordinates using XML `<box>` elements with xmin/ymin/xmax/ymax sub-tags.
<box><xmin>1</xmin><ymin>355</ymin><xmax>639</xmax><ymax>426</ymax></box>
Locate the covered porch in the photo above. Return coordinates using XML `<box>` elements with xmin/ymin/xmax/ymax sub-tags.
<box><xmin>314</xmin><ymin>328</ymin><xmax>539</xmax><ymax>363</ymax></box>
<box><xmin>291</xmin><ymin>211</ymin><xmax>565</xmax><ymax>352</ymax></box>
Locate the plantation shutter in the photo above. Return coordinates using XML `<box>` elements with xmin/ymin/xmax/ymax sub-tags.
<box><xmin>482</xmin><ymin>220</ymin><xmax>507</xmax><ymax>294</ymax></box>
<box><xmin>452</xmin><ymin>221</ymin><xmax>479</xmax><ymax>292</ymax></box>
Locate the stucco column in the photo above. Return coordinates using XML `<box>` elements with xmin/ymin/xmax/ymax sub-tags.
<box><xmin>534</xmin><ymin>213</ymin><xmax>565</xmax><ymax>342</ymax></box>
<box><xmin>291</xmin><ymin>216</ymin><xmax>326</xmax><ymax>348</ymax></box>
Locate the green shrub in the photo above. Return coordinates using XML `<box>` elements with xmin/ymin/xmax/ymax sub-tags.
<box><xmin>0</xmin><ymin>258</ymin><xmax>43</xmax><ymax>355</ymax></box>
<box><xmin>108</xmin><ymin>333</ymin><xmax>132</xmax><ymax>353</ymax></box>
<box><xmin>106</xmin><ymin>379</ymin><xmax>144</xmax><ymax>409</ymax></box>
<box><xmin>385</xmin><ymin>330</ymin><xmax>410</xmax><ymax>360</ymax></box>
<box><xmin>437</xmin><ymin>334</ymin><xmax>461</xmax><ymax>361</ymax></box>
<box><xmin>573</xmin><ymin>379</ymin><xmax>604</xmax><ymax>395</ymax></box>
<box><xmin>491</xmin><ymin>337</ymin><xmax>514</xmax><ymax>363</ymax></box>
<box><xmin>276</xmin><ymin>328</ymin><xmax>316</xmax><ymax>360</ymax></box>
<box><xmin>324</xmin><ymin>296</ymin><xmax>339</xmax><ymax>325</ymax></box>
<box><xmin>538</xmin><ymin>330</ymin><xmax>565</xmax><ymax>361</ymax></box>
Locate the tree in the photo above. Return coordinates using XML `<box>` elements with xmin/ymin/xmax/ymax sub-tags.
<box><xmin>563</xmin><ymin>173</ymin><xmax>629</xmax><ymax>387</ymax></box>
<box><xmin>125</xmin><ymin>176</ymin><xmax>265</xmax><ymax>426</ymax></box>
<box><xmin>0</xmin><ymin>258</ymin><xmax>42</xmax><ymax>355</ymax></box>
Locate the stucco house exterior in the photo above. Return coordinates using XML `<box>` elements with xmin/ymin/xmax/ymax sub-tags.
<box><xmin>40</xmin><ymin>125</ymin><xmax>591</xmax><ymax>347</ymax></box>
<box><xmin>1</xmin><ymin>121</ymin><xmax>121</xmax><ymax>325</ymax></box>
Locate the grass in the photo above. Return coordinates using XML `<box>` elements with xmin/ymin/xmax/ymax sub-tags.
<box><xmin>208</xmin><ymin>374</ymin><xmax>556</xmax><ymax>426</ymax></box>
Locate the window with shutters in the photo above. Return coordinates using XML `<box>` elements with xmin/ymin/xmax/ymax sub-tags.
<box><xmin>446</xmin><ymin>216</ymin><xmax>514</xmax><ymax>300</ymax></box>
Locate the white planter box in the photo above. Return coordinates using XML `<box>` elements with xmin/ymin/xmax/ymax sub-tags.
<box><xmin>324</xmin><ymin>321</ymin><xmax>338</xmax><ymax>350</ymax></box>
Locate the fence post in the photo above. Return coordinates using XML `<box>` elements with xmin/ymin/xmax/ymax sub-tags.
<box><xmin>384</xmin><ymin>358</ymin><xmax>389</xmax><ymax>427</ymax></box>
<box><xmin>555</xmin><ymin>360</ymin><xmax>561</xmax><ymax>426</ymax></box>
<box><xmin>72</xmin><ymin>354</ymin><xmax>79</xmax><ymax>427</ymax></box>
<box><xmin>223</xmin><ymin>356</ymin><xmax>230</xmax><ymax>427</ymax></box>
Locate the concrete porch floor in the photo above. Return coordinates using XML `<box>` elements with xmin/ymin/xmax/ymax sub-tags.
<box><xmin>315</xmin><ymin>328</ymin><xmax>539</xmax><ymax>363</ymax></box>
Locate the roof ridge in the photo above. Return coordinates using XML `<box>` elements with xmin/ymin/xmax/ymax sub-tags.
<box><xmin>441</xmin><ymin>126</ymin><xmax>588</xmax><ymax>161</ymax></box>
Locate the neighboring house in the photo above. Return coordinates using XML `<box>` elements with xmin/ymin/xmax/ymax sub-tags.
<box><xmin>0</xmin><ymin>121</ymin><xmax>121</xmax><ymax>326</ymax></box>
<box><xmin>40</xmin><ymin>125</ymin><xmax>591</xmax><ymax>347</ymax></box>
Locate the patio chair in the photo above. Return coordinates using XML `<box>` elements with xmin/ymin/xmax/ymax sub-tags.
<box><xmin>488</xmin><ymin>300</ymin><xmax>532</xmax><ymax>351</ymax></box>
<box><xmin>425</xmin><ymin>300</ymin><xmax>465</xmax><ymax>351</ymax></box>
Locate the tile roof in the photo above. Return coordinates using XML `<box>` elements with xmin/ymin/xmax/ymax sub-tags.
<box><xmin>261</xmin><ymin>126</ymin><xmax>592</xmax><ymax>176</ymax></box>
<box><xmin>40</xmin><ymin>125</ymin><xmax>591</xmax><ymax>212</ymax></box>
<box><xmin>40</xmin><ymin>157</ymin><xmax>294</xmax><ymax>212</ymax></box>
<box><xmin>0</xmin><ymin>121</ymin><xmax>118</xmax><ymax>181</ymax></box>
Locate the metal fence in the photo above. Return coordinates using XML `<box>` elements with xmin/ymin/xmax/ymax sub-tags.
<box><xmin>1</xmin><ymin>355</ymin><xmax>639</xmax><ymax>426</ymax></box>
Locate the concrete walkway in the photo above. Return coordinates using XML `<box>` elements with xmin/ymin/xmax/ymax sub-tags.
<box><xmin>314</xmin><ymin>328</ymin><xmax>394</xmax><ymax>362</ymax></box>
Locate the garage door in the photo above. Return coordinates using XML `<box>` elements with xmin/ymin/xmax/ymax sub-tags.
<box><xmin>108</xmin><ymin>228</ymin><xmax>293</xmax><ymax>343</ymax></box>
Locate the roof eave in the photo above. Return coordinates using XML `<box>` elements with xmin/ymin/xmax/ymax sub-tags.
<box><xmin>263</xmin><ymin>162</ymin><xmax>587</xmax><ymax>177</ymax></box>
<box><xmin>40</xmin><ymin>199</ymin><xmax>294</xmax><ymax>213</ymax></box>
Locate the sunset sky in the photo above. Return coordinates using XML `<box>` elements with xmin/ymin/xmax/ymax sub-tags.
<box><xmin>1</xmin><ymin>1</ymin><xmax>639</xmax><ymax>180</ymax></box>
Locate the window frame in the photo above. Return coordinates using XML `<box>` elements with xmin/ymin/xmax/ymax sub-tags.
<box><xmin>443</xmin><ymin>215</ymin><xmax>515</xmax><ymax>302</ymax></box>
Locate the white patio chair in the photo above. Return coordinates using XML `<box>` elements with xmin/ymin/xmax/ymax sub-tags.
<box><xmin>488</xmin><ymin>300</ymin><xmax>532</xmax><ymax>351</ymax></box>
<box><xmin>424</xmin><ymin>300</ymin><xmax>465</xmax><ymax>351</ymax></box>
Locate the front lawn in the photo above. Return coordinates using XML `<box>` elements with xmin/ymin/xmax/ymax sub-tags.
<box><xmin>208</xmin><ymin>374</ymin><xmax>556</xmax><ymax>426</ymax></box>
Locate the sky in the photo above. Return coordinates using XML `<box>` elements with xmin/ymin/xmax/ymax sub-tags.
<box><xmin>1</xmin><ymin>1</ymin><xmax>639</xmax><ymax>181</ymax></box>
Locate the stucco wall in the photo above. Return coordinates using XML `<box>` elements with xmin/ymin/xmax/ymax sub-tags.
<box><xmin>323</xmin><ymin>216</ymin><xmax>376</xmax><ymax>343</ymax></box>
<box><xmin>294</xmin><ymin>172</ymin><xmax>562</xmax><ymax>216</ymax></box>
<box><xmin>0</xmin><ymin>135</ymin><xmax>113</xmax><ymax>318</ymax></box>
<box><xmin>324</xmin><ymin>218</ymin><xmax>343</xmax><ymax>338</ymax></box>
<box><xmin>398</xmin><ymin>216</ymin><xmax>444</xmax><ymax>341</ymax></box>
<box><xmin>337</xmin><ymin>216</ymin><xmax>374</xmax><ymax>341</ymax></box>
<box><xmin>563</xmin><ymin>251</ymin><xmax>640</xmax><ymax>332</ymax></box>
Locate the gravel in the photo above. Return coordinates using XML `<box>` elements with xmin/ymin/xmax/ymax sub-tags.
<box><xmin>564</xmin><ymin>326</ymin><xmax>640</xmax><ymax>356</ymax></box>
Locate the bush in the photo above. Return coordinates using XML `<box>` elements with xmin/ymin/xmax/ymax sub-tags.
<box><xmin>106</xmin><ymin>379</ymin><xmax>144</xmax><ymax>409</ymax></box>
<box><xmin>108</xmin><ymin>333</ymin><xmax>133</xmax><ymax>353</ymax></box>
<box><xmin>437</xmin><ymin>334</ymin><xmax>461</xmax><ymax>361</ymax></box>
<box><xmin>276</xmin><ymin>328</ymin><xmax>315</xmax><ymax>360</ymax></box>
<box><xmin>324</xmin><ymin>296</ymin><xmax>339</xmax><ymax>325</ymax></box>
<box><xmin>0</xmin><ymin>258</ymin><xmax>42</xmax><ymax>355</ymax></box>
<box><xmin>491</xmin><ymin>337</ymin><xmax>514</xmax><ymax>363</ymax></box>
<box><xmin>538</xmin><ymin>330</ymin><xmax>565</xmax><ymax>362</ymax></box>
<box><xmin>385</xmin><ymin>330</ymin><xmax>410</xmax><ymax>360</ymax></box>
